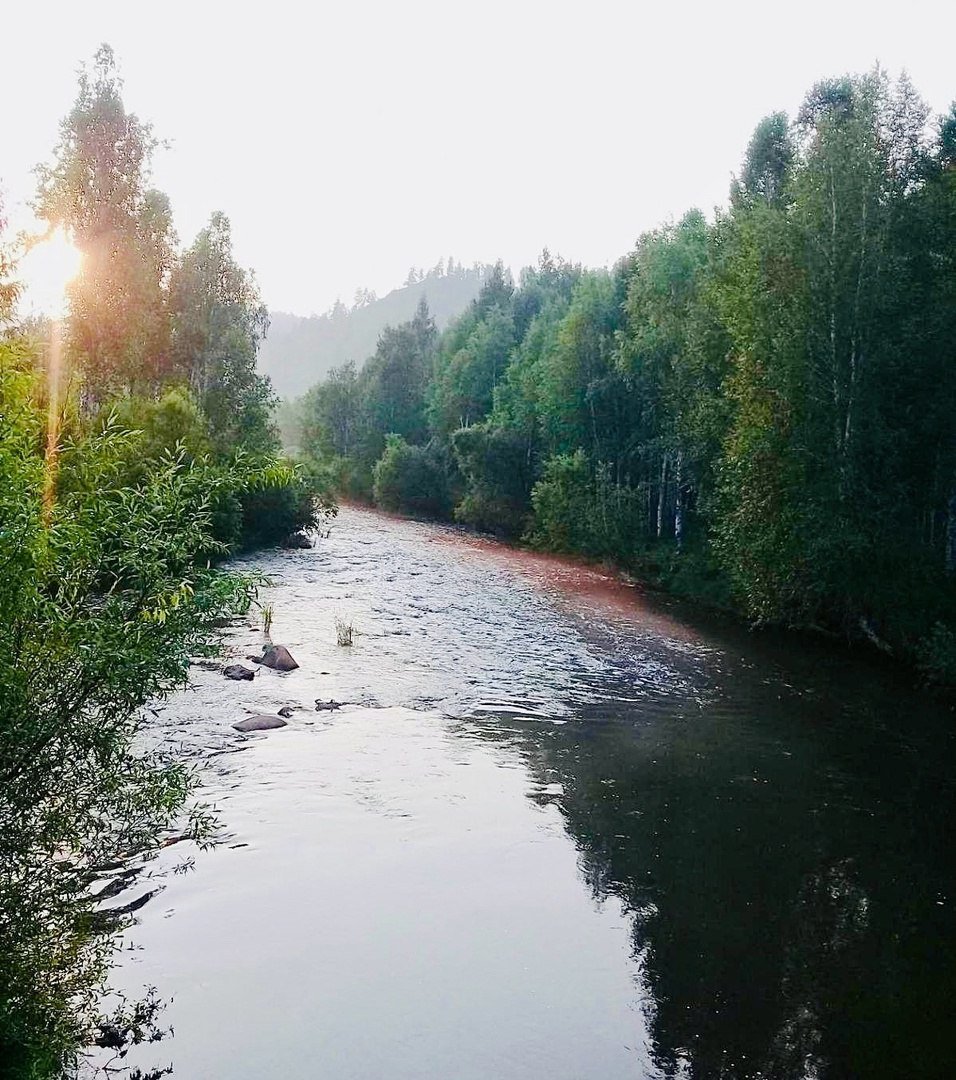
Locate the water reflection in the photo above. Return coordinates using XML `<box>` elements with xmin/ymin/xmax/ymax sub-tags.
<box><xmin>456</xmin><ymin>640</ymin><xmax>956</xmax><ymax>1078</ymax></box>
<box><xmin>97</xmin><ymin>506</ymin><xmax>956</xmax><ymax>1079</ymax></box>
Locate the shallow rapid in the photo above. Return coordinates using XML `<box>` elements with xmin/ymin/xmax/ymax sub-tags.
<box><xmin>95</xmin><ymin>506</ymin><xmax>956</xmax><ymax>1079</ymax></box>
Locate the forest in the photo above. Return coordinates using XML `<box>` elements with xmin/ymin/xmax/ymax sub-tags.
<box><xmin>297</xmin><ymin>70</ymin><xmax>956</xmax><ymax>677</ymax></box>
<box><xmin>0</xmin><ymin>46</ymin><xmax>325</xmax><ymax>1076</ymax></box>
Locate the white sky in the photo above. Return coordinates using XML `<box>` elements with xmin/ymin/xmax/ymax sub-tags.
<box><xmin>3</xmin><ymin>0</ymin><xmax>954</xmax><ymax>317</ymax></box>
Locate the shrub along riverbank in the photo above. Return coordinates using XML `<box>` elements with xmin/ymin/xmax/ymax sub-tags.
<box><xmin>0</xmin><ymin>47</ymin><xmax>330</xmax><ymax>1078</ymax></box>
<box><xmin>297</xmin><ymin>70</ymin><xmax>956</xmax><ymax>680</ymax></box>
<box><xmin>0</xmin><ymin>339</ymin><xmax>318</xmax><ymax>1078</ymax></box>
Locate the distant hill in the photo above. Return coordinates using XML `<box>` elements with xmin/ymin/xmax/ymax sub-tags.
<box><xmin>258</xmin><ymin>262</ymin><xmax>493</xmax><ymax>400</ymax></box>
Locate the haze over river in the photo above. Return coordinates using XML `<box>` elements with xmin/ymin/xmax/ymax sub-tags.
<box><xmin>97</xmin><ymin>506</ymin><xmax>956</xmax><ymax>1079</ymax></box>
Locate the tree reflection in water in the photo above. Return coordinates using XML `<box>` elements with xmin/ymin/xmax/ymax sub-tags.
<box><xmin>463</xmin><ymin>632</ymin><xmax>956</xmax><ymax>1080</ymax></box>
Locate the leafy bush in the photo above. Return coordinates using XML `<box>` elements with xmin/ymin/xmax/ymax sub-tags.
<box><xmin>527</xmin><ymin>450</ymin><xmax>642</xmax><ymax>559</ymax></box>
<box><xmin>372</xmin><ymin>434</ymin><xmax>450</xmax><ymax>517</ymax></box>
<box><xmin>235</xmin><ymin>459</ymin><xmax>333</xmax><ymax>549</ymax></box>
<box><xmin>451</xmin><ymin>424</ymin><xmax>533</xmax><ymax>537</ymax></box>
<box><xmin>103</xmin><ymin>386</ymin><xmax>212</xmax><ymax>469</ymax></box>
<box><xmin>916</xmin><ymin>623</ymin><xmax>956</xmax><ymax>686</ymax></box>
<box><xmin>94</xmin><ymin>388</ymin><xmax>333</xmax><ymax>553</ymax></box>
<box><xmin>0</xmin><ymin>342</ymin><xmax>256</xmax><ymax>1076</ymax></box>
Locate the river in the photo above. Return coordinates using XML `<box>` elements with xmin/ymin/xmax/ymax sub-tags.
<box><xmin>93</xmin><ymin>505</ymin><xmax>956</xmax><ymax>1079</ymax></box>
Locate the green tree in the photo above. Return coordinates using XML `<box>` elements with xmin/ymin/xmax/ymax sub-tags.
<box><xmin>169</xmin><ymin>212</ymin><xmax>276</xmax><ymax>456</ymax></box>
<box><xmin>105</xmin><ymin>385</ymin><xmax>212</xmax><ymax>471</ymax></box>
<box><xmin>451</xmin><ymin>423</ymin><xmax>534</xmax><ymax>536</ymax></box>
<box><xmin>35</xmin><ymin>45</ymin><xmax>174</xmax><ymax>397</ymax></box>
<box><xmin>372</xmin><ymin>434</ymin><xmax>449</xmax><ymax>517</ymax></box>
<box><xmin>362</xmin><ymin>297</ymin><xmax>436</xmax><ymax>452</ymax></box>
<box><xmin>617</xmin><ymin>212</ymin><xmax>729</xmax><ymax>546</ymax></box>
<box><xmin>429</xmin><ymin>267</ymin><xmax>516</xmax><ymax>434</ymax></box>
<box><xmin>300</xmin><ymin>360</ymin><xmax>364</xmax><ymax>460</ymax></box>
<box><xmin>733</xmin><ymin>111</ymin><xmax>795</xmax><ymax>207</ymax></box>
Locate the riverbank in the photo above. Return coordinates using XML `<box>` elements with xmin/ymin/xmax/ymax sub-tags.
<box><xmin>339</xmin><ymin>496</ymin><xmax>934</xmax><ymax>686</ymax></box>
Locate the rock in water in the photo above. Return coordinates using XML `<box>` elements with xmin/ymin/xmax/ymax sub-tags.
<box><xmin>254</xmin><ymin>645</ymin><xmax>299</xmax><ymax>672</ymax></box>
<box><xmin>315</xmin><ymin>699</ymin><xmax>343</xmax><ymax>711</ymax></box>
<box><xmin>277</xmin><ymin>706</ymin><xmax>295</xmax><ymax>718</ymax></box>
<box><xmin>232</xmin><ymin>714</ymin><xmax>288</xmax><ymax>732</ymax></box>
<box><xmin>223</xmin><ymin>664</ymin><xmax>256</xmax><ymax>681</ymax></box>
<box><xmin>282</xmin><ymin>532</ymin><xmax>313</xmax><ymax>549</ymax></box>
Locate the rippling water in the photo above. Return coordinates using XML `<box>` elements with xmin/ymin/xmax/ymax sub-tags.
<box><xmin>93</xmin><ymin>506</ymin><xmax>956</xmax><ymax>1079</ymax></box>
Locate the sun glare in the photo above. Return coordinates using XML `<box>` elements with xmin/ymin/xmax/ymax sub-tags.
<box><xmin>20</xmin><ymin>227</ymin><xmax>82</xmax><ymax>318</ymax></box>
<box><xmin>19</xmin><ymin>226</ymin><xmax>83</xmax><ymax>523</ymax></box>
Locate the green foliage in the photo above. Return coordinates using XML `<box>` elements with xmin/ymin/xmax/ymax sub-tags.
<box><xmin>537</xmin><ymin>271</ymin><xmax>627</xmax><ymax>461</ymax></box>
<box><xmin>169</xmin><ymin>212</ymin><xmax>277</xmax><ymax>457</ymax></box>
<box><xmin>0</xmin><ymin>196</ymin><xmax>20</xmax><ymax>325</ymax></box>
<box><xmin>299</xmin><ymin>301</ymin><xmax>438</xmax><ymax>483</ymax></box>
<box><xmin>733</xmin><ymin>111</ymin><xmax>795</xmax><ymax>206</ymax></box>
<box><xmin>451</xmin><ymin>423</ymin><xmax>533</xmax><ymax>537</ymax></box>
<box><xmin>361</xmin><ymin>298</ymin><xmax>436</xmax><ymax>453</ymax></box>
<box><xmin>300</xmin><ymin>361</ymin><xmax>363</xmax><ymax>461</ymax></box>
<box><xmin>35</xmin><ymin>45</ymin><xmax>173</xmax><ymax>396</ymax></box>
<box><xmin>428</xmin><ymin>266</ymin><xmax>517</xmax><ymax>434</ymax></box>
<box><xmin>298</xmin><ymin>68</ymin><xmax>956</xmax><ymax>666</ymax></box>
<box><xmin>0</xmin><ymin>341</ymin><xmax>255</xmax><ymax>1077</ymax></box>
<box><xmin>916</xmin><ymin>623</ymin><xmax>956</xmax><ymax>685</ymax></box>
<box><xmin>0</xmin><ymin>46</ymin><xmax>339</xmax><ymax>1077</ymax></box>
<box><xmin>527</xmin><ymin>451</ymin><xmax>642</xmax><ymax>560</ymax></box>
<box><xmin>372</xmin><ymin>434</ymin><xmax>450</xmax><ymax>518</ymax></box>
<box><xmin>26</xmin><ymin>46</ymin><xmax>321</xmax><ymax>565</ymax></box>
<box><xmin>104</xmin><ymin>386</ymin><xmax>211</xmax><ymax>468</ymax></box>
<box><xmin>234</xmin><ymin>458</ymin><xmax>335</xmax><ymax>550</ymax></box>
<box><xmin>89</xmin><ymin>388</ymin><xmax>324</xmax><ymax>552</ymax></box>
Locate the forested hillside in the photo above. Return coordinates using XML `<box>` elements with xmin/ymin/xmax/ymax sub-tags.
<box><xmin>258</xmin><ymin>262</ymin><xmax>492</xmax><ymax>399</ymax></box>
<box><xmin>299</xmin><ymin>71</ymin><xmax>956</xmax><ymax>675</ymax></box>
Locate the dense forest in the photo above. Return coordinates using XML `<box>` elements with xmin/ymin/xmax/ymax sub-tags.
<box><xmin>259</xmin><ymin>262</ymin><xmax>494</xmax><ymax>399</ymax></box>
<box><xmin>297</xmin><ymin>70</ymin><xmax>956</xmax><ymax>677</ymax></box>
<box><xmin>0</xmin><ymin>46</ymin><xmax>326</xmax><ymax>1076</ymax></box>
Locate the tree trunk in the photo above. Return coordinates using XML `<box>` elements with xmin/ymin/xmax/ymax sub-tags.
<box><xmin>657</xmin><ymin>453</ymin><xmax>668</xmax><ymax>540</ymax></box>
<box><xmin>674</xmin><ymin>451</ymin><xmax>685</xmax><ymax>553</ymax></box>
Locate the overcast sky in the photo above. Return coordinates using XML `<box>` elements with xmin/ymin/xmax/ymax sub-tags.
<box><xmin>3</xmin><ymin>0</ymin><xmax>954</xmax><ymax>316</ymax></box>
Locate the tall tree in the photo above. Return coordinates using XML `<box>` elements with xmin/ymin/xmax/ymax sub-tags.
<box><xmin>362</xmin><ymin>297</ymin><xmax>436</xmax><ymax>451</ymax></box>
<box><xmin>733</xmin><ymin>111</ymin><xmax>795</xmax><ymax>207</ymax></box>
<box><xmin>428</xmin><ymin>270</ymin><xmax>516</xmax><ymax>434</ymax></box>
<box><xmin>35</xmin><ymin>45</ymin><xmax>174</xmax><ymax>397</ymax></box>
<box><xmin>301</xmin><ymin>360</ymin><xmax>363</xmax><ymax>460</ymax></box>
<box><xmin>169</xmin><ymin>212</ymin><xmax>275</xmax><ymax>455</ymax></box>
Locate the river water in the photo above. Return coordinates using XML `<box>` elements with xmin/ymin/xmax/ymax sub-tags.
<box><xmin>96</xmin><ymin>505</ymin><xmax>956</xmax><ymax>1080</ymax></box>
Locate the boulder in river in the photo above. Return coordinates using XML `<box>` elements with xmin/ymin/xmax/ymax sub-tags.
<box><xmin>277</xmin><ymin>706</ymin><xmax>295</xmax><ymax>718</ymax></box>
<box><xmin>250</xmin><ymin>644</ymin><xmax>299</xmax><ymax>672</ymax></box>
<box><xmin>282</xmin><ymin>532</ymin><xmax>314</xmax><ymax>550</ymax></box>
<box><xmin>315</xmin><ymin>699</ymin><xmax>344</xmax><ymax>711</ymax></box>
<box><xmin>232</xmin><ymin>714</ymin><xmax>288</xmax><ymax>732</ymax></box>
<box><xmin>223</xmin><ymin>664</ymin><xmax>256</xmax><ymax>681</ymax></box>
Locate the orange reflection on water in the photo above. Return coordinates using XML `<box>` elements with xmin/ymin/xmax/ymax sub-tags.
<box><xmin>429</xmin><ymin>528</ymin><xmax>705</xmax><ymax>648</ymax></box>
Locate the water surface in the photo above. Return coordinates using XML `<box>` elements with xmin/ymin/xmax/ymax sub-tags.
<box><xmin>97</xmin><ymin>506</ymin><xmax>956</xmax><ymax>1079</ymax></box>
